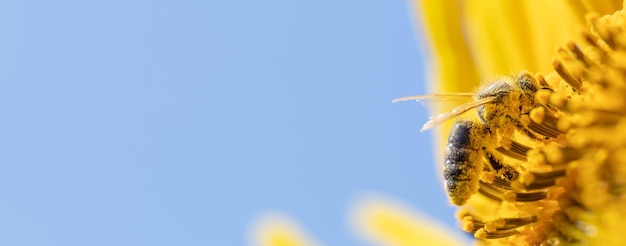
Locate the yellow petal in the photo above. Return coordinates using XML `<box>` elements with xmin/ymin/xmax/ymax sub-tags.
<box><xmin>350</xmin><ymin>195</ymin><xmax>468</xmax><ymax>246</ymax></box>
<box><xmin>415</xmin><ymin>0</ymin><xmax>621</xmax><ymax>90</ymax></box>
<box><xmin>462</xmin><ymin>1</ymin><xmax>619</xmax><ymax>80</ymax></box>
<box><xmin>249</xmin><ymin>214</ymin><xmax>320</xmax><ymax>246</ymax></box>
<box><xmin>414</xmin><ymin>0</ymin><xmax>479</xmax><ymax>94</ymax></box>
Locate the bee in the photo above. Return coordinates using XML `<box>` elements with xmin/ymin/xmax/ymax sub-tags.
<box><xmin>395</xmin><ymin>71</ymin><xmax>564</xmax><ymax>206</ymax></box>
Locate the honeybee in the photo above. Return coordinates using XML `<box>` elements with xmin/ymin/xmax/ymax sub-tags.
<box><xmin>395</xmin><ymin>71</ymin><xmax>563</xmax><ymax>206</ymax></box>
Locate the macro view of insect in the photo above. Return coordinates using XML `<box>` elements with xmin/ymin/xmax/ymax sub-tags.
<box><xmin>395</xmin><ymin>71</ymin><xmax>572</xmax><ymax>239</ymax></box>
<box><xmin>395</xmin><ymin>71</ymin><xmax>566</xmax><ymax>206</ymax></box>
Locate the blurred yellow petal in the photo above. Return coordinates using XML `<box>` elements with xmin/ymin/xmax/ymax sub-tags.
<box><xmin>350</xmin><ymin>195</ymin><xmax>468</xmax><ymax>246</ymax></box>
<box><xmin>463</xmin><ymin>1</ymin><xmax>572</xmax><ymax>78</ymax></box>
<box><xmin>249</xmin><ymin>213</ymin><xmax>320</xmax><ymax>246</ymax></box>
<box><xmin>414</xmin><ymin>0</ymin><xmax>479</xmax><ymax>94</ymax></box>
<box><xmin>415</xmin><ymin>0</ymin><xmax>621</xmax><ymax>90</ymax></box>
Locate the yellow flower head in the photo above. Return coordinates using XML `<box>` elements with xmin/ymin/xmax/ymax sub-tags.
<box><xmin>416</xmin><ymin>0</ymin><xmax>626</xmax><ymax>245</ymax></box>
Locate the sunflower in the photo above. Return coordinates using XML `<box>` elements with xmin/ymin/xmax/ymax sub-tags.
<box><xmin>417</xmin><ymin>0</ymin><xmax>626</xmax><ymax>245</ymax></box>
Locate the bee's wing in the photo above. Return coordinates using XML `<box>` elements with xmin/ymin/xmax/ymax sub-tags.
<box><xmin>420</xmin><ymin>96</ymin><xmax>497</xmax><ymax>131</ymax></box>
<box><xmin>391</xmin><ymin>93</ymin><xmax>475</xmax><ymax>103</ymax></box>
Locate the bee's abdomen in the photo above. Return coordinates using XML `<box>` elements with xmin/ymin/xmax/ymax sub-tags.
<box><xmin>444</xmin><ymin>120</ymin><xmax>483</xmax><ymax>205</ymax></box>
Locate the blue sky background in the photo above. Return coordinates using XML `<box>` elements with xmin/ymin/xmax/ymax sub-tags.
<box><xmin>0</xmin><ymin>1</ymin><xmax>467</xmax><ymax>245</ymax></box>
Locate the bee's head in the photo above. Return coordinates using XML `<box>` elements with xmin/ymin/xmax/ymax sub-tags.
<box><xmin>516</xmin><ymin>72</ymin><xmax>538</xmax><ymax>94</ymax></box>
<box><xmin>516</xmin><ymin>72</ymin><xmax>540</xmax><ymax>114</ymax></box>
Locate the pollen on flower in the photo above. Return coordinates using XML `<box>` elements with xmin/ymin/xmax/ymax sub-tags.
<box><xmin>454</xmin><ymin>6</ymin><xmax>626</xmax><ymax>245</ymax></box>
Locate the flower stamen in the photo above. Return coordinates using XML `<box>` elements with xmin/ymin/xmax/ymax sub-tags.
<box><xmin>496</xmin><ymin>141</ymin><xmax>532</xmax><ymax>161</ymax></box>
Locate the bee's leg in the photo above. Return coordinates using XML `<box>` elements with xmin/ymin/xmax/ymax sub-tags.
<box><xmin>505</xmin><ymin>114</ymin><xmax>550</xmax><ymax>141</ymax></box>
<box><xmin>487</xmin><ymin>146</ymin><xmax>567</xmax><ymax>191</ymax></box>
<box><xmin>484</xmin><ymin>150</ymin><xmax>519</xmax><ymax>183</ymax></box>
